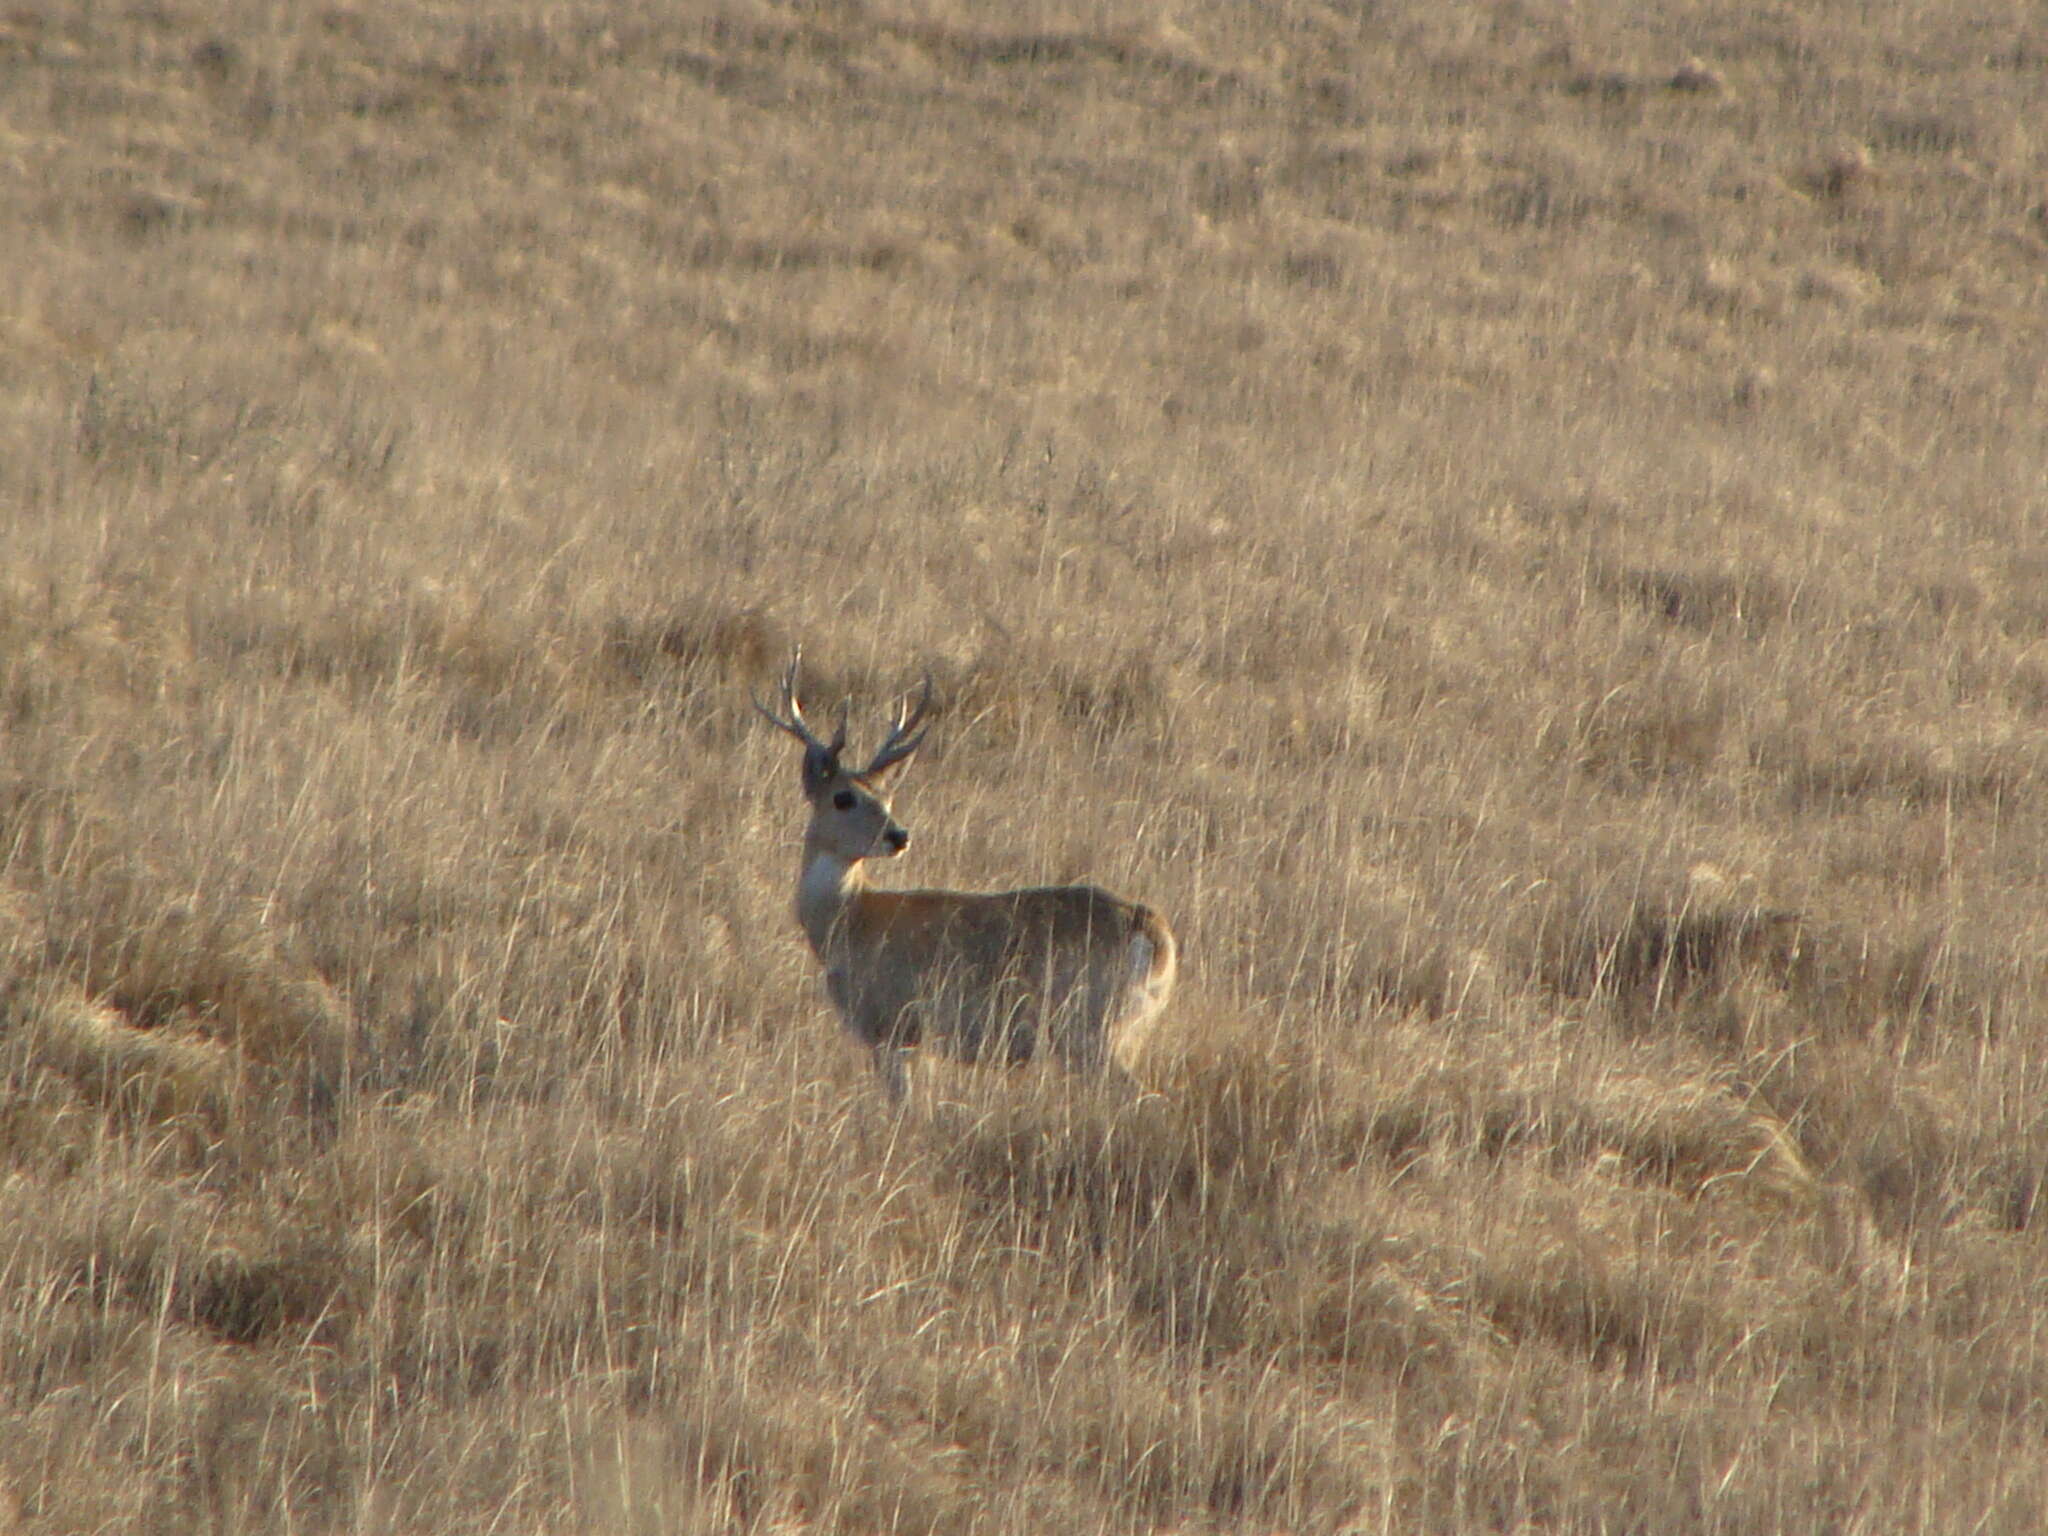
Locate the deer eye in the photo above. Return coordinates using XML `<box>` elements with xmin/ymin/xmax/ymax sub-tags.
<box><xmin>832</xmin><ymin>789</ymin><xmax>857</xmax><ymax>811</ymax></box>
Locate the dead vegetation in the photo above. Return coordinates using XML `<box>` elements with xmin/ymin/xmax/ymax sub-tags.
<box><xmin>2</xmin><ymin>0</ymin><xmax>2046</xmax><ymax>1528</ymax></box>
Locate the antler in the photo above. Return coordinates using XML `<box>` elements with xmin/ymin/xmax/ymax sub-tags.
<box><xmin>864</xmin><ymin>673</ymin><xmax>934</xmax><ymax>777</ymax></box>
<box><xmin>752</xmin><ymin>648</ymin><xmax>847</xmax><ymax>761</ymax></box>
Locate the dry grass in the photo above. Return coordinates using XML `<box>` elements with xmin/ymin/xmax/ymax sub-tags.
<box><xmin>3</xmin><ymin>0</ymin><xmax>2047</xmax><ymax>1528</ymax></box>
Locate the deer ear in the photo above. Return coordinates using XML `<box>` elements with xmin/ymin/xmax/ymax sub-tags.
<box><xmin>801</xmin><ymin>746</ymin><xmax>841</xmax><ymax>796</ymax></box>
<box><xmin>864</xmin><ymin>754</ymin><xmax>913</xmax><ymax>791</ymax></box>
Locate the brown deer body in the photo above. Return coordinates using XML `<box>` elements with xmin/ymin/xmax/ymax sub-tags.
<box><xmin>758</xmin><ymin>656</ymin><xmax>1176</xmax><ymax>1101</ymax></box>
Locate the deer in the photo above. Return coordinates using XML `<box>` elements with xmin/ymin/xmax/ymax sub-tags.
<box><xmin>754</xmin><ymin>653</ymin><xmax>1177</xmax><ymax>1102</ymax></box>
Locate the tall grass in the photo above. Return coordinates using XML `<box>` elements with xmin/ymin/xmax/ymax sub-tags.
<box><xmin>3</xmin><ymin>0</ymin><xmax>2046</xmax><ymax>1528</ymax></box>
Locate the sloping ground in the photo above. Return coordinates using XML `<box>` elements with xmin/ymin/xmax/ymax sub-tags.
<box><xmin>3</xmin><ymin>0</ymin><xmax>2047</xmax><ymax>1529</ymax></box>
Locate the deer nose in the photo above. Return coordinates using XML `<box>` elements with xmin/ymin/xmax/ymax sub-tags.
<box><xmin>883</xmin><ymin>825</ymin><xmax>910</xmax><ymax>853</ymax></box>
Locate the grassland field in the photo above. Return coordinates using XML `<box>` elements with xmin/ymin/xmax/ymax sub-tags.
<box><xmin>3</xmin><ymin>0</ymin><xmax>2048</xmax><ymax>1529</ymax></box>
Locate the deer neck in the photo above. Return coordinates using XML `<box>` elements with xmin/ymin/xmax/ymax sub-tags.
<box><xmin>796</xmin><ymin>841</ymin><xmax>869</xmax><ymax>957</ymax></box>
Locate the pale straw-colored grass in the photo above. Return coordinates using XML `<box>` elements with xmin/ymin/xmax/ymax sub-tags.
<box><xmin>3</xmin><ymin>0</ymin><xmax>2046</xmax><ymax>1528</ymax></box>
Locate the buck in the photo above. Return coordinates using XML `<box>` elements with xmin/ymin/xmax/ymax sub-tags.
<box><xmin>755</xmin><ymin>654</ymin><xmax>1177</xmax><ymax>1102</ymax></box>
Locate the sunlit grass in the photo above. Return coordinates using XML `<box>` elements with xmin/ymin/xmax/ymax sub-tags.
<box><xmin>2</xmin><ymin>0</ymin><xmax>2046</xmax><ymax>1528</ymax></box>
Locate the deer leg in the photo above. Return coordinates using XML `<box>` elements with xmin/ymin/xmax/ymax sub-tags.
<box><xmin>872</xmin><ymin>1043</ymin><xmax>909</xmax><ymax>1105</ymax></box>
